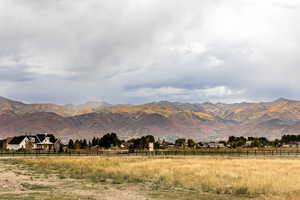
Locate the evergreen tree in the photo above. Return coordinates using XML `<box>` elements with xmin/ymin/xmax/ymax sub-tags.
<box><xmin>88</xmin><ymin>140</ymin><xmax>92</xmax><ymax>147</ymax></box>
<box><xmin>68</xmin><ymin>139</ymin><xmax>74</xmax><ymax>149</ymax></box>
<box><xmin>82</xmin><ymin>139</ymin><xmax>88</xmax><ymax>149</ymax></box>
<box><xmin>92</xmin><ymin>137</ymin><xmax>97</xmax><ymax>146</ymax></box>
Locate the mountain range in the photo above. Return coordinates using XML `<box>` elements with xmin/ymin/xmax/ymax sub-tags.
<box><xmin>1</xmin><ymin>96</ymin><xmax>300</xmax><ymax>141</ymax></box>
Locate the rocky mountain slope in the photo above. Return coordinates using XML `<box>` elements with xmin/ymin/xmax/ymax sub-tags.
<box><xmin>0</xmin><ymin>96</ymin><xmax>300</xmax><ymax>140</ymax></box>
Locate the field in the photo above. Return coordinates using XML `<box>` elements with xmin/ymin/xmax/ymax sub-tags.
<box><xmin>2</xmin><ymin>156</ymin><xmax>300</xmax><ymax>200</ymax></box>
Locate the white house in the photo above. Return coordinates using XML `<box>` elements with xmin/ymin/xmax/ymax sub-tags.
<box><xmin>6</xmin><ymin>136</ymin><xmax>30</xmax><ymax>150</ymax></box>
<box><xmin>202</xmin><ymin>142</ymin><xmax>225</xmax><ymax>148</ymax></box>
<box><xmin>6</xmin><ymin>133</ymin><xmax>61</xmax><ymax>151</ymax></box>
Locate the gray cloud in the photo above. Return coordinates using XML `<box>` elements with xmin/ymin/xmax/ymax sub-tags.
<box><xmin>0</xmin><ymin>0</ymin><xmax>300</xmax><ymax>104</ymax></box>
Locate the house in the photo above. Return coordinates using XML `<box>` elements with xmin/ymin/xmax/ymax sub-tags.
<box><xmin>242</xmin><ymin>141</ymin><xmax>253</xmax><ymax>148</ymax></box>
<box><xmin>6</xmin><ymin>133</ymin><xmax>62</xmax><ymax>151</ymax></box>
<box><xmin>202</xmin><ymin>142</ymin><xmax>225</xmax><ymax>148</ymax></box>
<box><xmin>35</xmin><ymin>134</ymin><xmax>57</xmax><ymax>151</ymax></box>
<box><xmin>282</xmin><ymin>142</ymin><xmax>300</xmax><ymax>148</ymax></box>
<box><xmin>7</xmin><ymin>136</ymin><xmax>31</xmax><ymax>150</ymax></box>
<box><xmin>158</xmin><ymin>141</ymin><xmax>174</xmax><ymax>149</ymax></box>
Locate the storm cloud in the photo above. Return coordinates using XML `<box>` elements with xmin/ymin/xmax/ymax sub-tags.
<box><xmin>0</xmin><ymin>0</ymin><xmax>299</xmax><ymax>104</ymax></box>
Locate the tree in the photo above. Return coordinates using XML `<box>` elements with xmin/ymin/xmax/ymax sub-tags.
<box><xmin>272</xmin><ymin>139</ymin><xmax>281</xmax><ymax>147</ymax></box>
<box><xmin>128</xmin><ymin>135</ymin><xmax>156</xmax><ymax>150</ymax></box>
<box><xmin>88</xmin><ymin>140</ymin><xmax>92</xmax><ymax>148</ymax></box>
<box><xmin>74</xmin><ymin>140</ymin><xmax>81</xmax><ymax>149</ymax></box>
<box><xmin>92</xmin><ymin>137</ymin><xmax>97</xmax><ymax>146</ymax></box>
<box><xmin>187</xmin><ymin>139</ymin><xmax>196</xmax><ymax>148</ymax></box>
<box><xmin>81</xmin><ymin>139</ymin><xmax>88</xmax><ymax>149</ymax></box>
<box><xmin>281</xmin><ymin>135</ymin><xmax>300</xmax><ymax>144</ymax></box>
<box><xmin>227</xmin><ymin>136</ymin><xmax>246</xmax><ymax>148</ymax></box>
<box><xmin>250</xmin><ymin>139</ymin><xmax>261</xmax><ymax>148</ymax></box>
<box><xmin>68</xmin><ymin>139</ymin><xmax>74</xmax><ymax>149</ymax></box>
<box><xmin>142</xmin><ymin>135</ymin><xmax>155</xmax><ymax>149</ymax></box>
<box><xmin>175</xmin><ymin>138</ymin><xmax>186</xmax><ymax>147</ymax></box>
<box><xmin>99</xmin><ymin>133</ymin><xmax>121</xmax><ymax>149</ymax></box>
<box><xmin>154</xmin><ymin>141</ymin><xmax>160</xmax><ymax>149</ymax></box>
<box><xmin>258</xmin><ymin>137</ymin><xmax>269</xmax><ymax>146</ymax></box>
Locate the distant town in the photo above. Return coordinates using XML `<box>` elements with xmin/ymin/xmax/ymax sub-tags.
<box><xmin>1</xmin><ymin>132</ymin><xmax>300</xmax><ymax>152</ymax></box>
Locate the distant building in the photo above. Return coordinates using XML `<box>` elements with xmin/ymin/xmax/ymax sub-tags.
<box><xmin>242</xmin><ymin>141</ymin><xmax>253</xmax><ymax>148</ymax></box>
<box><xmin>7</xmin><ymin>136</ymin><xmax>31</xmax><ymax>150</ymax></box>
<box><xmin>6</xmin><ymin>133</ymin><xmax>62</xmax><ymax>151</ymax></box>
<box><xmin>282</xmin><ymin>142</ymin><xmax>300</xmax><ymax>148</ymax></box>
<box><xmin>202</xmin><ymin>142</ymin><xmax>225</xmax><ymax>148</ymax></box>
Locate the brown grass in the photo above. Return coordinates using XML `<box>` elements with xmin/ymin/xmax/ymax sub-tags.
<box><xmin>13</xmin><ymin>156</ymin><xmax>300</xmax><ymax>199</ymax></box>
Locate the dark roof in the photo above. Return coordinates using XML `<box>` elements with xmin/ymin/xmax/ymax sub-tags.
<box><xmin>36</xmin><ymin>134</ymin><xmax>57</xmax><ymax>143</ymax></box>
<box><xmin>8</xmin><ymin>134</ymin><xmax>57</xmax><ymax>145</ymax></box>
<box><xmin>27</xmin><ymin>136</ymin><xmax>41</xmax><ymax>143</ymax></box>
<box><xmin>8</xmin><ymin>136</ymin><xmax>27</xmax><ymax>144</ymax></box>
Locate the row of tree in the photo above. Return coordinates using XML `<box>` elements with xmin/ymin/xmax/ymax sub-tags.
<box><xmin>67</xmin><ymin>133</ymin><xmax>300</xmax><ymax>150</ymax></box>
<box><xmin>173</xmin><ymin>135</ymin><xmax>299</xmax><ymax>148</ymax></box>
<box><xmin>127</xmin><ymin>135</ymin><xmax>159</xmax><ymax>150</ymax></box>
<box><xmin>174</xmin><ymin>138</ymin><xmax>197</xmax><ymax>148</ymax></box>
<box><xmin>68</xmin><ymin>133</ymin><xmax>161</xmax><ymax>150</ymax></box>
<box><xmin>68</xmin><ymin>133</ymin><xmax>122</xmax><ymax>149</ymax></box>
<box><xmin>281</xmin><ymin>135</ymin><xmax>300</xmax><ymax>144</ymax></box>
<box><xmin>226</xmin><ymin>135</ymin><xmax>299</xmax><ymax>148</ymax></box>
<box><xmin>227</xmin><ymin>136</ymin><xmax>270</xmax><ymax>148</ymax></box>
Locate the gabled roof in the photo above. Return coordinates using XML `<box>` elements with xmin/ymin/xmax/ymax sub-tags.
<box><xmin>8</xmin><ymin>136</ymin><xmax>27</xmax><ymax>144</ymax></box>
<box><xmin>27</xmin><ymin>136</ymin><xmax>41</xmax><ymax>143</ymax></box>
<box><xmin>36</xmin><ymin>134</ymin><xmax>57</xmax><ymax>143</ymax></box>
<box><xmin>8</xmin><ymin>134</ymin><xmax>58</xmax><ymax>145</ymax></box>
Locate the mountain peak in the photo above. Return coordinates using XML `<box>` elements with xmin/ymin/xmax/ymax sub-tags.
<box><xmin>1</xmin><ymin>96</ymin><xmax>300</xmax><ymax>139</ymax></box>
<box><xmin>0</xmin><ymin>96</ymin><xmax>24</xmax><ymax>105</ymax></box>
<box><xmin>274</xmin><ymin>98</ymin><xmax>294</xmax><ymax>103</ymax></box>
<box><xmin>80</xmin><ymin>101</ymin><xmax>110</xmax><ymax>108</ymax></box>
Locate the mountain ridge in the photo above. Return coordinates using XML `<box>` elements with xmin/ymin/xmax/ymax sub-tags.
<box><xmin>1</xmin><ymin>96</ymin><xmax>300</xmax><ymax>140</ymax></box>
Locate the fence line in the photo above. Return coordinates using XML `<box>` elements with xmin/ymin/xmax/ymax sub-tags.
<box><xmin>1</xmin><ymin>148</ymin><xmax>300</xmax><ymax>157</ymax></box>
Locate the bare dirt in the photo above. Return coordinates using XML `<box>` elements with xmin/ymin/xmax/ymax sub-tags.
<box><xmin>0</xmin><ymin>161</ymin><xmax>152</xmax><ymax>200</ymax></box>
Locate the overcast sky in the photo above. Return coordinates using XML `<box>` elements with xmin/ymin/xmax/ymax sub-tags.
<box><xmin>0</xmin><ymin>0</ymin><xmax>299</xmax><ymax>105</ymax></box>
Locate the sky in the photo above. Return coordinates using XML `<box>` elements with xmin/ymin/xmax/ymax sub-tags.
<box><xmin>0</xmin><ymin>0</ymin><xmax>300</xmax><ymax>105</ymax></box>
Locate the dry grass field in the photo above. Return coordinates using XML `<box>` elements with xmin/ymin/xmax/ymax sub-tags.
<box><xmin>3</xmin><ymin>156</ymin><xmax>300</xmax><ymax>200</ymax></box>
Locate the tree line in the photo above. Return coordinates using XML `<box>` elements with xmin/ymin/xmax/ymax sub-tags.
<box><xmin>68</xmin><ymin>133</ymin><xmax>122</xmax><ymax>149</ymax></box>
<box><xmin>67</xmin><ymin>133</ymin><xmax>300</xmax><ymax>150</ymax></box>
<box><xmin>225</xmin><ymin>135</ymin><xmax>299</xmax><ymax>148</ymax></box>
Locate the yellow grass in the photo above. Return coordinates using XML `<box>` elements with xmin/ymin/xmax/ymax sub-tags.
<box><xmin>16</xmin><ymin>157</ymin><xmax>300</xmax><ymax>199</ymax></box>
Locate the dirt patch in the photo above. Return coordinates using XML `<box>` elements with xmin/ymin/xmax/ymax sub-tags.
<box><xmin>0</xmin><ymin>161</ymin><xmax>151</xmax><ymax>200</ymax></box>
<box><xmin>69</xmin><ymin>183</ymin><xmax>151</xmax><ymax>200</ymax></box>
<box><xmin>0</xmin><ymin>165</ymin><xmax>56</xmax><ymax>194</ymax></box>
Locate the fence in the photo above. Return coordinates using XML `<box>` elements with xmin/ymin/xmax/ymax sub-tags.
<box><xmin>1</xmin><ymin>148</ymin><xmax>300</xmax><ymax>157</ymax></box>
